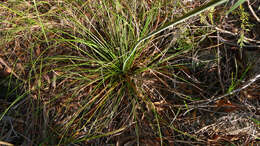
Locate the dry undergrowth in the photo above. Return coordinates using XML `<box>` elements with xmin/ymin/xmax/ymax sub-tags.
<box><xmin>0</xmin><ymin>0</ymin><xmax>259</xmax><ymax>145</ymax></box>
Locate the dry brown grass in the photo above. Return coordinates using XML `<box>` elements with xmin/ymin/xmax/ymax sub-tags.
<box><xmin>0</xmin><ymin>0</ymin><xmax>259</xmax><ymax>145</ymax></box>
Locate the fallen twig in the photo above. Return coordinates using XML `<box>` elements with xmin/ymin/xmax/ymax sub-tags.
<box><xmin>206</xmin><ymin>23</ymin><xmax>260</xmax><ymax>44</ymax></box>
<box><xmin>247</xmin><ymin>0</ymin><xmax>260</xmax><ymax>23</ymax></box>
<box><xmin>173</xmin><ymin>73</ymin><xmax>260</xmax><ymax>108</ymax></box>
<box><xmin>0</xmin><ymin>141</ymin><xmax>14</xmax><ymax>146</ymax></box>
<box><xmin>206</xmin><ymin>73</ymin><xmax>260</xmax><ymax>104</ymax></box>
<box><xmin>209</xmin><ymin>36</ymin><xmax>260</xmax><ymax>48</ymax></box>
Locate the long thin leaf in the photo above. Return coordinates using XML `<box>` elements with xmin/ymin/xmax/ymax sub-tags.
<box><xmin>123</xmin><ymin>0</ymin><xmax>228</xmax><ymax>72</ymax></box>
<box><xmin>226</xmin><ymin>0</ymin><xmax>247</xmax><ymax>15</ymax></box>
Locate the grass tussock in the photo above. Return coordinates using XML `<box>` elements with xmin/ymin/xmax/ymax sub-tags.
<box><xmin>0</xmin><ymin>0</ymin><xmax>259</xmax><ymax>145</ymax></box>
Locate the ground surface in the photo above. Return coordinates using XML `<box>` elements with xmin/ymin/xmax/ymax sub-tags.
<box><xmin>0</xmin><ymin>0</ymin><xmax>260</xmax><ymax>145</ymax></box>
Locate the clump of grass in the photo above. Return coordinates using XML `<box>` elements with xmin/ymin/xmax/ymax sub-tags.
<box><xmin>0</xmin><ymin>0</ymin><xmax>234</xmax><ymax>145</ymax></box>
<box><xmin>42</xmin><ymin>0</ymin><xmax>229</xmax><ymax>144</ymax></box>
<box><xmin>48</xmin><ymin>1</ymin><xmax>178</xmax><ymax>144</ymax></box>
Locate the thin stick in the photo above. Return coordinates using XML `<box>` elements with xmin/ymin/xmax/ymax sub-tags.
<box><xmin>206</xmin><ymin>73</ymin><xmax>260</xmax><ymax>104</ymax></box>
<box><xmin>207</xmin><ymin>23</ymin><xmax>260</xmax><ymax>44</ymax></box>
<box><xmin>175</xmin><ymin>73</ymin><xmax>260</xmax><ymax>108</ymax></box>
<box><xmin>0</xmin><ymin>141</ymin><xmax>14</xmax><ymax>146</ymax></box>
<box><xmin>247</xmin><ymin>0</ymin><xmax>260</xmax><ymax>22</ymax></box>
<box><xmin>217</xmin><ymin>31</ymin><xmax>225</xmax><ymax>93</ymax></box>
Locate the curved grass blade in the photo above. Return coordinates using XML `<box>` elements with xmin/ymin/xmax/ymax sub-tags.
<box><xmin>123</xmin><ymin>0</ymin><xmax>228</xmax><ymax>72</ymax></box>
<box><xmin>0</xmin><ymin>92</ymin><xmax>28</xmax><ymax>121</ymax></box>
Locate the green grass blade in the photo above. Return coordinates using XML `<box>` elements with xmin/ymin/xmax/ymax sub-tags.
<box><xmin>123</xmin><ymin>0</ymin><xmax>228</xmax><ymax>72</ymax></box>
<box><xmin>33</xmin><ymin>0</ymin><xmax>49</xmax><ymax>45</ymax></box>
<box><xmin>226</xmin><ymin>0</ymin><xmax>247</xmax><ymax>15</ymax></box>
<box><xmin>0</xmin><ymin>92</ymin><xmax>28</xmax><ymax>121</ymax></box>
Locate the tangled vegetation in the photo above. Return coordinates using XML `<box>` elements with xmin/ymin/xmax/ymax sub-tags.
<box><xmin>0</xmin><ymin>0</ymin><xmax>259</xmax><ymax>145</ymax></box>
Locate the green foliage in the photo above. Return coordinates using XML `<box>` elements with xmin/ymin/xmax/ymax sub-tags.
<box><xmin>1</xmin><ymin>0</ymin><xmax>237</xmax><ymax>145</ymax></box>
<box><xmin>226</xmin><ymin>0</ymin><xmax>247</xmax><ymax>15</ymax></box>
<box><xmin>123</xmin><ymin>0</ymin><xmax>229</xmax><ymax>72</ymax></box>
<box><xmin>49</xmin><ymin>1</ymin><xmax>171</xmax><ymax>143</ymax></box>
<box><xmin>237</xmin><ymin>5</ymin><xmax>252</xmax><ymax>48</ymax></box>
<box><xmin>48</xmin><ymin>0</ymin><xmax>229</xmax><ymax>144</ymax></box>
